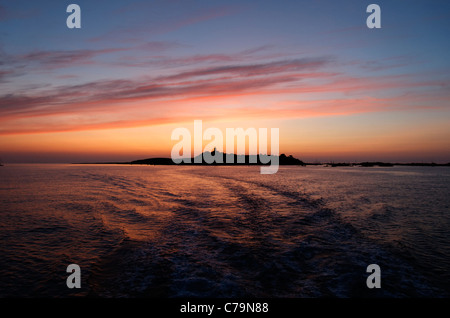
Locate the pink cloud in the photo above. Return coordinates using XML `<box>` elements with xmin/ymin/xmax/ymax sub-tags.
<box><xmin>1</xmin><ymin>54</ymin><xmax>448</xmax><ymax>135</ymax></box>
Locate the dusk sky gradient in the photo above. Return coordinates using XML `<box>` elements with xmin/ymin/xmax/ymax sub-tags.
<box><xmin>1</xmin><ymin>0</ymin><xmax>449</xmax><ymax>163</ymax></box>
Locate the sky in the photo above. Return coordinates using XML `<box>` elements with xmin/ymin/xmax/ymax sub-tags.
<box><xmin>0</xmin><ymin>0</ymin><xmax>449</xmax><ymax>163</ymax></box>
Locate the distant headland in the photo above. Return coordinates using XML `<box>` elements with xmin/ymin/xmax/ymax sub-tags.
<box><xmin>313</xmin><ymin>161</ymin><xmax>450</xmax><ymax>167</ymax></box>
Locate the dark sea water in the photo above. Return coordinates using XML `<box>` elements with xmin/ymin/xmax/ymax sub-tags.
<box><xmin>0</xmin><ymin>164</ymin><xmax>449</xmax><ymax>297</ymax></box>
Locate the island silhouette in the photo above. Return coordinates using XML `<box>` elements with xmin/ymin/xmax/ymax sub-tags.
<box><xmin>129</xmin><ymin>149</ymin><xmax>305</xmax><ymax>166</ymax></box>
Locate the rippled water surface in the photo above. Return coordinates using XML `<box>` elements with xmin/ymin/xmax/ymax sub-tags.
<box><xmin>0</xmin><ymin>164</ymin><xmax>449</xmax><ymax>297</ymax></box>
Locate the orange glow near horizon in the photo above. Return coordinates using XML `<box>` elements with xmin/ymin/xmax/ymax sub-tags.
<box><xmin>1</xmin><ymin>109</ymin><xmax>449</xmax><ymax>163</ymax></box>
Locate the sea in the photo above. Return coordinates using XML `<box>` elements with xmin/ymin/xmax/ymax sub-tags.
<box><xmin>0</xmin><ymin>164</ymin><xmax>449</xmax><ymax>298</ymax></box>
